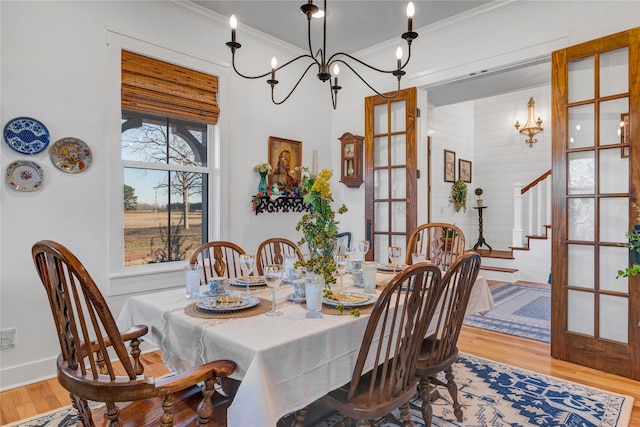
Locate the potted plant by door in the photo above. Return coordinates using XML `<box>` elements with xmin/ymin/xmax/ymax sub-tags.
<box><xmin>617</xmin><ymin>202</ymin><xmax>640</xmax><ymax>278</ymax></box>
<box><xmin>475</xmin><ymin>188</ymin><xmax>484</xmax><ymax>207</ymax></box>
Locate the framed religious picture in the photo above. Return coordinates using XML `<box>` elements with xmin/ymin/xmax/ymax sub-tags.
<box><xmin>444</xmin><ymin>150</ymin><xmax>456</xmax><ymax>182</ymax></box>
<box><xmin>621</xmin><ymin>113</ymin><xmax>629</xmax><ymax>158</ymax></box>
<box><xmin>268</xmin><ymin>136</ymin><xmax>302</xmax><ymax>190</ymax></box>
<box><xmin>459</xmin><ymin>159</ymin><xmax>472</xmax><ymax>183</ymax></box>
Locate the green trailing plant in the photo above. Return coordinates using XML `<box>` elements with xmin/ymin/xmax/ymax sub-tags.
<box><xmin>617</xmin><ymin>202</ymin><xmax>640</xmax><ymax>278</ymax></box>
<box><xmin>449</xmin><ymin>180</ymin><xmax>468</xmax><ymax>213</ymax></box>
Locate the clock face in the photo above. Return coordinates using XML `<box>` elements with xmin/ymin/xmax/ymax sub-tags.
<box><xmin>343</xmin><ymin>143</ymin><xmax>355</xmax><ymax>159</ymax></box>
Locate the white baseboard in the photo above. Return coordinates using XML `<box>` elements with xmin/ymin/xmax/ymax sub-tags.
<box><xmin>0</xmin><ymin>343</ymin><xmax>160</xmax><ymax>392</ymax></box>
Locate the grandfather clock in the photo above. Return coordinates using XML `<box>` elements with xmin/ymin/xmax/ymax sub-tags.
<box><xmin>338</xmin><ymin>132</ymin><xmax>364</xmax><ymax>188</ymax></box>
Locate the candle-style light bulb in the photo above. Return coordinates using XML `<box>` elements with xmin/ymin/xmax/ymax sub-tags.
<box><xmin>396</xmin><ymin>47</ymin><xmax>403</xmax><ymax>69</ymax></box>
<box><xmin>333</xmin><ymin>63</ymin><xmax>340</xmax><ymax>87</ymax></box>
<box><xmin>406</xmin><ymin>2</ymin><xmax>414</xmax><ymax>32</ymax></box>
<box><xmin>271</xmin><ymin>57</ymin><xmax>277</xmax><ymax>80</ymax></box>
<box><xmin>230</xmin><ymin>15</ymin><xmax>237</xmax><ymax>42</ymax></box>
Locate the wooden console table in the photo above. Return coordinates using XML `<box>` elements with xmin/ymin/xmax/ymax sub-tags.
<box><xmin>472</xmin><ymin>206</ymin><xmax>492</xmax><ymax>250</ymax></box>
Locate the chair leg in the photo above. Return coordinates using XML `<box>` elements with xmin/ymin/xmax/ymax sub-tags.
<box><xmin>161</xmin><ymin>393</ymin><xmax>175</xmax><ymax>427</ymax></box>
<box><xmin>397</xmin><ymin>402</ymin><xmax>414</xmax><ymax>426</ymax></box>
<box><xmin>71</xmin><ymin>393</ymin><xmax>95</xmax><ymax>427</ymax></box>
<box><xmin>290</xmin><ymin>406</ymin><xmax>308</xmax><ymax>427</ymax></box>
<box><xmin>105</xmin><ymin>401</ymin><xmax>123</xmax><ymax>427</ymax></box>
<box><xmin>418</xmin><ymin>376</ymin><xmax>433</xmax><ymax>427</ymax></box>
<box><xmin>444</xmin><ymin>366</ymin><xmax>463</xmax><ymax>422</ymax></box>
<box><xmin>197</xmin><ymin>377</ymin><xmax>216</xmax><ymax>426</ymax></box>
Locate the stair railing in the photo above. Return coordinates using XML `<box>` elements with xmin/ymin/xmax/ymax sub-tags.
<box><xmin>513</xmin><ymin>169</ymin><xmax>551</xmax><ymax>247</ymax></box>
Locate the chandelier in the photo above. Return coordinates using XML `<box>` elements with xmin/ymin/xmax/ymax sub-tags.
<box><xmin>225</xmin><ymin>1</ymin><xmax>418</xmax><ymax>109</ymax></box>
<box><xmin>514</xmin><ymin>97</ymin><xmax>543</xmax><ymax>147</ymax></box>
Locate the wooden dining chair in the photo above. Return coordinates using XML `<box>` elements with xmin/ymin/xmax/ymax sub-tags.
<box><xmin>190</xmin><ymin>241</ymin><xmax>246</xmax><ymax>282</ymax></box>
<box><xmin>292</xmin><ymin>262</ymin><xmax>443</xmax><ymax>426</ymax></box>
<box><xmin>414</xmin><ymin>251</ymin><xmax>481</xmax><ymax>426</ymax></box>
<box><xmin>405</xmin><ymin>223</ymin><xmax>466</xmax><ymax>270</ymax></box>
<box><xmin>32</xmin><ymin>240</ymin><xmax>236</xmax><ymax>427</ymax></box>
<box><xmin>255</xmin><ymin>237</ymin><xmax>305</xmax><ymax>275</ymax></box>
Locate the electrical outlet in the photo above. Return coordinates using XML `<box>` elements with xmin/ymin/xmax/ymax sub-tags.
<box><xmin>0</xmin><ymin>328</ymin><xmax>16</xmax><ymax>350</ymax></box>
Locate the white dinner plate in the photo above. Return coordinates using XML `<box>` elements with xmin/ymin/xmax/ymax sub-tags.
<box><xmin>229</xmin><ymin>276</ymin><xmax>266</xmax><ymax>287</ymax></box>
<box><xmin>196</xmin><ymin>295</ymin><xmax>260</xmax><ymax>312</ymax></box>
<box><xmin>377</xmin><ymin>263</ymin><xmax>407</xmax><ymax>272</ymax></box>
<box><xmin>323</xmin><ymin>291</ymin><xmax>375</xmax><ymax>308</ymax></box>
<box><xmin>286</xmin><ymin>293</ymin><xmax>306</xmax><ymax>303</ymax></box>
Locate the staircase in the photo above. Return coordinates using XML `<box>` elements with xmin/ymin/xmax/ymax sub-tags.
<box><xmin>475</xmin><ymin>171</ymin><xmax>552</xmax><ymax>283</ymax></box>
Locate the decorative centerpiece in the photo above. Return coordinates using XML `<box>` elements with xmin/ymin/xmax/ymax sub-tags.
<box><xmin>449</xmin><ymin>180</ymin><xmax>468</xmax><ymax>212</ymax></box>
<box><xmin>254</xmin><ymin>162</ymin><xmax>272</xmax><ymax>194</ymax></box>
<box><xmin>617</xmin><ymin>202</ymin><xmax>640</xmax><ymax>278</ymax></box>
<box><xmin>295</xmin><ymin>167</ymin><xmax>347</xmax><ymax>285</ymax></box>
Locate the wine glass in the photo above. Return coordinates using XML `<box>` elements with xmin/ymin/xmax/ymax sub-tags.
<box><xmin>239</xmin><ymin>254</ymin><xmax>256</xmax><ymax>296</ymax></box>
<box><xmin>388</xmin><ymin>246</ymin><xmax>401</xmax><ymax>275</ymax></box>
<box><xmin>264</xmin><ymin>264</ymin><xmax>284</xmax><ymax>316</ymax></box>
<box><xmin>334</xmin><ymin>254</ymin><xmax>349</xmax><ymax>291</ymax></box>
<box><xmin>358</xmin><ymin>240</ymin><xmax>370</xmax><ymax>258</ymax></box>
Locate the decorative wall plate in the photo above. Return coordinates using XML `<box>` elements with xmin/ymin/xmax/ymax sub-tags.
<box><xmin>3</xmin><ymin>117</ymin><xmax>50</xmax><ymax>155</ymax></box>
<box><xmin>6</xmin><ymin>160</ymin><xmax>44</xmax><ymax>191</ymax></box>
<box><xmin>49</xmin><ymin>137</ymin><xmax>92</xmax><ymax>173</ymax></box>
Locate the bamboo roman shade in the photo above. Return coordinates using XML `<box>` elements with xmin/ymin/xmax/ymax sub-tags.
<box><xmin>121</xmin><ymin>50</ymin><xmax>220</xmax><ymax>124</ymax></box>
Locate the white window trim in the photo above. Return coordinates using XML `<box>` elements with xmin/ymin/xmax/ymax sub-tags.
<box><xmin>106</xmin><ymin>30</ymin><xmax>227</xmax><ymax>296</ymax></box>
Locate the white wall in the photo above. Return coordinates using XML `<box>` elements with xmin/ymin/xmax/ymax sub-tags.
<box><xmin>1</xmin><ymin>0</ymin><xmax>639</xmax><ymax>389</ymax></box>
<box><xmin>0</xmin><ymin>0</ymin><xmax>330</xmax><ymax>389</ymax></box>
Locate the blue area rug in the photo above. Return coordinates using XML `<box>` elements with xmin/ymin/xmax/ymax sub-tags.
<box><xmin>11</xmin><ymin>354</ymin><xmax>632</xmax><ymax>427</ymax></box>
<box><xmin>463</xmin><ymin>282</ymin><xmax>551</xmax><ymax>342</ymax></box>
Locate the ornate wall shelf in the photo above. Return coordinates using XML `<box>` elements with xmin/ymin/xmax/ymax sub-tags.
<box><xmin>252</xmin><ymin>196</ymin><xmax>312</xmax><ymax>215</ymax></box>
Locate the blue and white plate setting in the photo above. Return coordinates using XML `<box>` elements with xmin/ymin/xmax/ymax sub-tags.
<box><xmin>3</xmin><ymin>117</ymin><xmax>50</xmax><ymax>155</ymax></box>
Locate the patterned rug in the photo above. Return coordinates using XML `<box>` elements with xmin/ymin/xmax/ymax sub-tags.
<box><xmin>7</xmin><ymin>354</ymin><xmax>632</xmax><ymax>427</ymax></box>
<box><xmin>463</xmin><ymin>282</ymin><xmax>551</xmax><ymax>342</ymax></box>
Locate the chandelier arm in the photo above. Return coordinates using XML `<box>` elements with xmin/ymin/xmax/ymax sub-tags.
<box><xmin>232</xmin><ymin>53</ymin><xmax>316</xmax><ymax>80</ymax></box>
<box><xmin>271</xmin><ymin>62</ymin><xmax>317</xmax><ymax>105</ymax></box>
<box><xmin>335</xmin><ymin>60</ymin><xmax>403</xmax><ymax>99</ymax></box>
<box><xmin>327</xmin><ymin>41</ymin><xmax>413</xmax><ymax>75</ymax></box>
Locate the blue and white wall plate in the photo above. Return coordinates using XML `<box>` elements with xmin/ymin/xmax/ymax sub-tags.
<box><xmin>3</xmin><ymin>117</ymin><xmax>50</xmax><ymax>155</ymax></box>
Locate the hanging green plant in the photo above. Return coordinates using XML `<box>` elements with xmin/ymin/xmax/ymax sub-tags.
<box><xmin>449</xmin><ymin>180</ymin><xmax>468</xmax><ymax>213</ymax></box>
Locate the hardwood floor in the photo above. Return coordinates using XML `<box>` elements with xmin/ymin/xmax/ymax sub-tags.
<box><xmin>1</xmin><ymin>327</ymin><xmax>638</xmax><ymax>426</ymax></box>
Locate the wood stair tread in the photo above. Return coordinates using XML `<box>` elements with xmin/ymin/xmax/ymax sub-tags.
<box><xmin>473</xmin><ymin>249</ymin><xmax>514</xmax><ymax>259</ymax></box>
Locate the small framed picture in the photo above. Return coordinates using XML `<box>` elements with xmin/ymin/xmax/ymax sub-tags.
<box><xmin>268</xmin><ymin>136</ymin><xmax>302</xmax><ymax>189</ymax></box>
<box><xmin>621</xmin><ymin>113</ymin><xmax>629</xmax><ymax>158</ymax></box>
<box><xmin>444</xmin><ymin>150</ymin><xmax>456</xmax><ymax>182</ymax></box>
<box><xmin>459</xmin><ymin>159</ymin><xmax>472</xmax><ymax>183</ymax></box>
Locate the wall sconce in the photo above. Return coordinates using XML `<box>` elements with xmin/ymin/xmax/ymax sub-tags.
<box><xmin>515</xmin><ymin>97</ymin><xmax>543</xmax><ymax>147</ymax></box>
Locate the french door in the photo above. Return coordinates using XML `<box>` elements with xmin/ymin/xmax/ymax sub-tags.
<box><xmin>364</xmin><ymin>87</ymin><xmax>417</xmax><ymax>263</ymax></box>
<box><xmin>551</xmin><ymin>27</ymin><xmax>640</xmax><ymax>379</ymax></box>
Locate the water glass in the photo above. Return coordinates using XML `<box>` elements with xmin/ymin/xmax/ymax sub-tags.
<box><xmin>305</xmin><ymin>282</ymin><xmax>323</xmax><ymax>318</ymax></box>
<box><xmin>363</xmin><ymin>261</ymin><xmax>377</xmax><ymax>294</ymax></box>
<box><xmin>184</xmin><ymin>264</ymin><xmax>201</xmax><ymax>299</ymax></box>
<box><xmin>388</xmin><ymin>246</ymin><xmax>401</xmax><ymax>274</ymax></box>
<box><xmin>334</xmin><ymin>254</ymin><xmax>349</xmax><ymax>290</ymax></box>
<box><xmin>239</xmin><ymin>254</ymin><xmax>256</xmax><ymax>295</ymax></box>
<box><xmin>283</xmin><ymin>253</ymin><xmax>298</xmax><ymax>282</ymax></box>
<box><xmin>412</xmin><ymin>252</ymin><xmax>426</xmax><ymax>264</ymax></box>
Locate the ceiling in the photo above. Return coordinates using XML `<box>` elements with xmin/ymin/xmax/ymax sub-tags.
<box><xmin>192</xmin><ymin>0</ymin><xmax>491</xmax><ymax>54</ymax></box>
<box><xmin>191</xmin><ymin>0</ymin><xmax>551</xmax><ymax>107</ymax></box>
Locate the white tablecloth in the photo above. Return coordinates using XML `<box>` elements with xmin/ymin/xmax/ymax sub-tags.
<box><xmin>116</xmin><ymin>274</ymin><xmax>493</xmax><ymax>427</ymax></box>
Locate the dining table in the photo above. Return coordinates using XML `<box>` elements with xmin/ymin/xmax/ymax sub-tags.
<box><xmin>116</xmin><ymin>270</ymin><xmax>494</xmax><ymax>427</ymax></box>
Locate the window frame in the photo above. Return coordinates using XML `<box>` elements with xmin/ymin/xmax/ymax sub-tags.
<box><xmin>106</xmin><ymin>30</ymin><xmax>226</xmax><ymax>296</ymax></box>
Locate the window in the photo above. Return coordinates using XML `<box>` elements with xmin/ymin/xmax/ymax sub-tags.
<box><xmin>119</xmin><ymin>50</ymin><xmax>219</xmax><ymax>267</ymax></box>
<box><xmin>121</xmin><ymin>112</ymin><xmax>209</xmax><ymax>266</ymax></box>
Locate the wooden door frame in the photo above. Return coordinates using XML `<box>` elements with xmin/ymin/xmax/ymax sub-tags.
<box><xmin>551</xmin><ymin>27</ymin><xmax>640</xmax><ymax>380</ymax></box>
<box><xmin>364</xmin><ymin>87</ymin><xmax>417</xmax><ymax>261</ymax></box>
